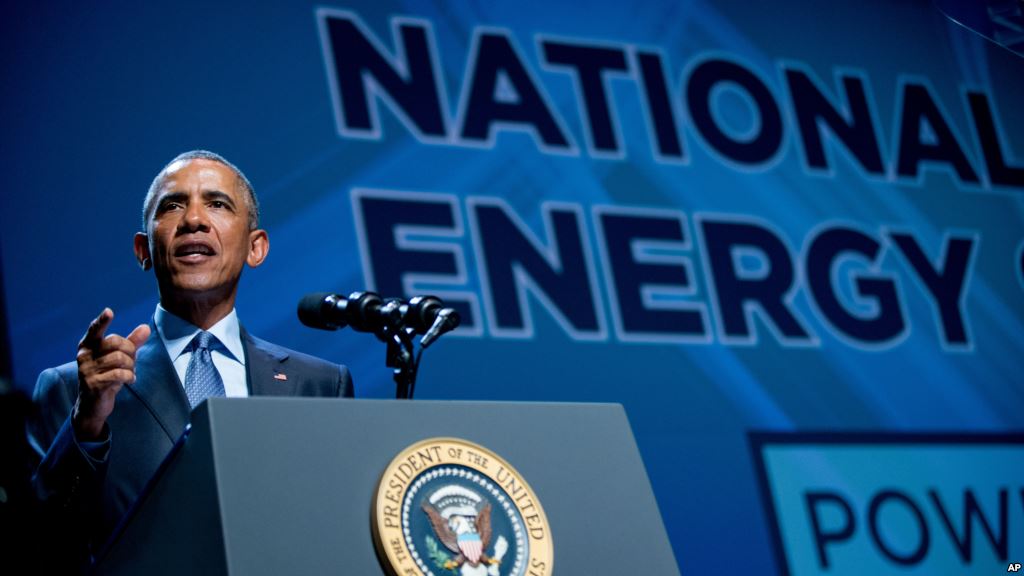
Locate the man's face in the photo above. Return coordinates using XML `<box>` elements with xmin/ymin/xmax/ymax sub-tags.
<box><xmin>137</xmin><ymin>159</ymin><xmax>266</xmax><ymax>302</ymax></box>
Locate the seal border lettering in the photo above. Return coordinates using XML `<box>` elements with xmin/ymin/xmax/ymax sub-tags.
<box><xmin>371</xmin><ymin>437</ymin><xmax>554</xmax><ymax>576</ymax></box>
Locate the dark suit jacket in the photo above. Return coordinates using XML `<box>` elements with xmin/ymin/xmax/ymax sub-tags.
<box><xmin>26</xmin><ymin>325</ymin><xmax>353</xmax><ymax>568</ymax></box>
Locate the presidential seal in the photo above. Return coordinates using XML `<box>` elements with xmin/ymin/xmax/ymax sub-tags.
<box><xmin>372</xmin><ymin>438</ymin><xmax>553</xmax><ymax>576</ymax></box>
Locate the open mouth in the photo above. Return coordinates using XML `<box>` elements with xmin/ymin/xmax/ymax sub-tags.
<box><xmin>174</xmin><ymin>242</ymin><xmax>216</xmax><ymax>260</ymax></box>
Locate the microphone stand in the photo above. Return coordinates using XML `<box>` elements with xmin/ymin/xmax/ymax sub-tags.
<box><xmin>376</xmin><ymin>298</ymin><xmax>458</xmax><ymax>400</ymax></box>
<box><xmin>299</xmin><ymin>291</ymin><xmax>459</xmax><ymax>400</ymax></box>
<box><xmin>379</xmin><ymin>324</ymin><xmax>421</xmax><ymax>399</ymax></box>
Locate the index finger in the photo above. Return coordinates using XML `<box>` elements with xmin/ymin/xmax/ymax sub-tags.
<box><xmin>80</xmin><ymin>308</ymin><xmax>114</xmax><ymax>350</ymax></box>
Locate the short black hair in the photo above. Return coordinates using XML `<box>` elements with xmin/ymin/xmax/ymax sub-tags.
<box><xmin>142</xmin><ymin>150</ymin><xmax>260</xmax><ymax>231</ymax></box>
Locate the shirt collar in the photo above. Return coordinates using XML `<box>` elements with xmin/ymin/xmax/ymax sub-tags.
<box><xmin>154</xmin><ymin>304</ymin><xmax>245</xmax><ymax>365</ymax></box>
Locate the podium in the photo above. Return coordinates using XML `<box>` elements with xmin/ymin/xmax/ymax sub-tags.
<box><xmin>95</xmin><ymin>398</ymin><xmax>680</xmax><ymax>575</ymax></box>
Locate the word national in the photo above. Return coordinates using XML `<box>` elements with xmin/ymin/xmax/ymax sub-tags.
<box><xmin>319</xmin><ymin>10</ymin><xmax>1024</xmax><ymax>191</ymax></box>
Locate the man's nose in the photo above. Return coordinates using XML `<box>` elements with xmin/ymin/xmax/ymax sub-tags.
<box><xmin>178</xmin><ymin>201</ymin><xmax>210</xmax><ymax>232</ymax></box>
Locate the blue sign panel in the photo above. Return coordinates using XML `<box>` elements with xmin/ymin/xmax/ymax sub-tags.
<box><xmin>752</xmin><ymin>434</ymin><xmax>1024</xmax><ymax>575</ymax></box>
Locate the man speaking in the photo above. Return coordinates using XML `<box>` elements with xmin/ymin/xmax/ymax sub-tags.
<box><xmin>27</xmin><ymin>150</ymin><xmax>353</xmax><ymax>570</ymax></box>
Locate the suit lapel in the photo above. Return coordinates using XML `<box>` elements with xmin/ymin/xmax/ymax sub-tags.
<box><xmin>126</xmin><ymin>321</ymin><xmax>300</xmax><ymax>427</ymax></box>
<box><xmin>242</xmin><ymin>327</ymin><xmax>298</xmax><ymax>397</ymax></box>
<box><xmin>126</xmin><ymin>322</ymin><xmax>191</xmax><ymax>442</ymax></box>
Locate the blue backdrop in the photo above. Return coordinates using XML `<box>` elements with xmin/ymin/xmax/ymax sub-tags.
<box><xmin>3</xmin><ymin>1</ymin><xmax>1022</xmax><ymax>574</ymax></box>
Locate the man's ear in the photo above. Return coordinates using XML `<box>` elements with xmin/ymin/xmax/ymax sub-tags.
<box><xmin>246</xmin><ymin>229</ymin><xmax>269</xmax><ymax>268</ymax></box>
<box><xmin>134</xmin><ymin>232</ymin><xmax>152</xmax><ymax>270</ymax></box>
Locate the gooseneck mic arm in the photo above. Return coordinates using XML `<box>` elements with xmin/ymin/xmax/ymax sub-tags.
<box><xmin>297</xmin><ymin>291</ymin><xmax>460</xmax><ymax>399</ymax></box>
<box><xmin>420</xmin><ymin>308</ymin><xmax>461</xmax><ymax>349</ymax></box>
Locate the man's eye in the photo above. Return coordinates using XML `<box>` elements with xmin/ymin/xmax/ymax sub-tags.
<box><xmin>160</xmin><ymin>202</ymin><xmax>182</xmax><ymax>212</ymax></box>
<box><xmin>210</xmin><ymin>200</ymin><xmax>229</xmax><ymax>209</ymax></box>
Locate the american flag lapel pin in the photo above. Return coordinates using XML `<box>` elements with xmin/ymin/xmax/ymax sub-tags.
<box><xmin>274</xmin><ymin>372</ymin><xmax>288</xmax><ymax>381</ymax></box>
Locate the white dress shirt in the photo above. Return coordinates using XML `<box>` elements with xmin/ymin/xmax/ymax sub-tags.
<box><xmin>154</xmin><ymin>305</ymin><xmax>249</xmax><ymax>398</ymax></box>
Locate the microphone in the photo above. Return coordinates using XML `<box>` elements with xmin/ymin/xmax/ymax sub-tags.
<box><xmin>402</xmin><ymin>296</ymin><xmax>444</xmax><ymax>332</ymax></box>
<box><xmin>299</xmin><ymin>291</ymin><xmax>461</xmax><ymax>399</ymax></box>
<box><xmin>297</xmin><ymin>292</ymin><xmax>345</xmax><ymax>330</ymax></box>
<box><xmin>420</xmin><ymin>307</ymin><xmax>461</xmax><ymax>348</ymax></box>
<box><xmin>298</xmin><ymin>291</ymin><xmax>389</xmax><ymax>332</ymax></box>
<box><xmin>298</xmin><ymin>292</ymin><xmax>457</xmax><ymax>339</ymax></box>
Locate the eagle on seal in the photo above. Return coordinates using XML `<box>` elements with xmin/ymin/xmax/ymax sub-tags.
<box><xmin>422</xmin><ymin>499</ymin><xmax>496</xmax><ymax>568</ymax></box>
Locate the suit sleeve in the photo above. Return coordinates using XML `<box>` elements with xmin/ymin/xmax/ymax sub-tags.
<box><xmin>27</xmin><ymin>367</ymin><xmax>109</xmax><ymax>569</ymax></box>
<box><xmin>338</xmin><ymin>364</ymin><xmax>354</xmax><ymax>398</ymax></box>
